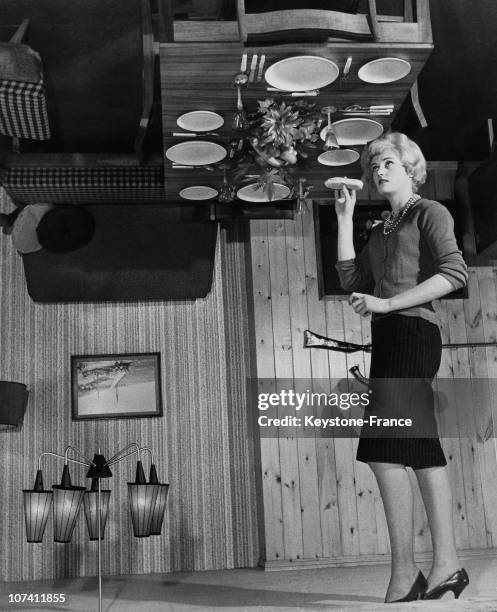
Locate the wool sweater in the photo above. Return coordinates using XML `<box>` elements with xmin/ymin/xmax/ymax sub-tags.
<box><xmin>335</xmin><ymin>198</ymin><xmax>468</xmax><ymax>325</ymax></box>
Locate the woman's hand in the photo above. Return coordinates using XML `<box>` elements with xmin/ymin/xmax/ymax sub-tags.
<box><xmin>349</xmin><ymin>292</ymin><xmax>391</xmax><ymax>317</ymax></box>
<box><xmin>334</xmin><ymin>186</ymin><xmax>356</xmax><ymax>219</ymax></box>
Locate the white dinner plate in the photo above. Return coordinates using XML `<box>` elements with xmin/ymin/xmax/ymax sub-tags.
<box><xmin>165</xmin><ymin>141</ymin><xmax>227</xmax><ymax>165</ymax></box>
<box><xmin>237</xmin><ymin>183</ymin><xmax>290</xmax><ymax>202</ymax></box>
<box><xmin>176</xmin><ymin>110</ymin><xmax>224</xmax><ymax>132</ymax></box>
<box><xmin>330</xmin><ymin>118</ymin><xmax>383</xmax><ymax>146</ymax></box>
<box><xmin>358</xmin><ymin>58</ymin><xmax>411</xmax><ymax>84</ymax></box>
<box><xmin>264</xmin><ymin>56</ymin><xmax>339</xmax><ymax>92</ymax></box>
<box><xmin>179</xmin><ymin>186</ymin><xmax>219</xmax><ymax>200</ymax></box>
<box><xmin>317</xmin><ymin>149</ymin><xmax>360</xmax><ymax>166</ymax></box>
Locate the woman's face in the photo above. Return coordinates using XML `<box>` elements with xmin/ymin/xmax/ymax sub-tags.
<box><xmin>370</xmin><ymin>149</ymin><xmax>412</xmax><ymax>197</ymax></box>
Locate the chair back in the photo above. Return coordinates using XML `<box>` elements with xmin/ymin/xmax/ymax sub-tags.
<box><xmin>2</xmin><ymin>162</ymin><xmax>165</xmax><ymax>205</ymax></box>
<box><xmin>236</xmin><ymin>0</ymin><xmax>379</xmax><ymax>43</ymax></box>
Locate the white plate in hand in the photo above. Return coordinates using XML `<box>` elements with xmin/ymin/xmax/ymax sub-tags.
<box><xmin>166</xmin><ymin>141</ymin><xmax>227</xmax><ymax>165</ymax></box>
<box><xmin>264</xmin><ymin>56</ymin><xmax>339</xmax><ymax>92</ymax></box>
<box><xmin>179</xmin><ymin>186</ymin><xmax>218</xmax><ymax>200</ymax></box>
<box><xmin>358</xmin><ymin>58</ymin><xmax>411</xmax><ymax>83</ymax></box>
<box><xmin>237</xmin><ymin>183</ymin><xmax>290</xmax><ymax>202</ymax></box>
<box><xmin>331</xmin><ymin>118</ymin><xmax>383</xmax><ymax>146</ymax></box>
<box><xmin>176</xmin><ymin>111</ymin><xmax>224</xmax><ymax>132</ymax></box>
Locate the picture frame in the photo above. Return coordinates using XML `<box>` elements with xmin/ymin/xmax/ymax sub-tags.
<box><xmin>71</xmin><ymin>352</ymin><xmax>162</xmax><ymax>420</ymax></box>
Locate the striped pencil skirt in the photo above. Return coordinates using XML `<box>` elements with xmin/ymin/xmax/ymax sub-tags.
<box><xmin>356</xmin><ymin>314</ymin><xmax>447</xmax><ymax>469</ymax></box>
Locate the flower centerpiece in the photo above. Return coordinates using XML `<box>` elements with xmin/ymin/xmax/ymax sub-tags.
<box><xmin>234</xmin><ymin>97</ymin><xmax>323</xmax><ymax>201</ymax></box>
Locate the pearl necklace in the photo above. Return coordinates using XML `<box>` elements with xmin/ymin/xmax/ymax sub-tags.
<box><xmin>383</xmin><ymin>194</ymin><xmax>421</xmax><ymax>236</ymax></box>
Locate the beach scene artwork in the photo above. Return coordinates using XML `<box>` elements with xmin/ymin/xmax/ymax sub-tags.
<box><xmin>72</xmin><ymin>353</ymin><xmax>162</xmax><ymax>419</ymax></box>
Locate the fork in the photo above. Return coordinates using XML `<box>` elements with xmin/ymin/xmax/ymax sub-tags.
<box><xmin>344</xmin><ymin>104</ymin><xmax>394</xmax><ymax>111</ymax></box>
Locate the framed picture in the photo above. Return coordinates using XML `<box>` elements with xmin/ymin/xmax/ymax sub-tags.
<box><xmin>71</xmin><ymin>352</ymin><xmax>162</xmax><ymax>420</ymax></box>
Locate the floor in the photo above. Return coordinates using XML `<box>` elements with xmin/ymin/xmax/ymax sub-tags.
<box><xmin>1</xmin><ymin>557</ymin><xmax>497</xmax><ymax>612</ymax></box>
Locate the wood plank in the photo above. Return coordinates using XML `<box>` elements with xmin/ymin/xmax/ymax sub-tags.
<box><xmin>434</xmin><ymin>300</ymin><xmax>470</xmax><ymax>550</ymax></box>
<box><xmin>250</xmin><ymin>219</ymin><xmax>285</xmax><ymax>562</ymax></box>
<box><xmin>359</xmin><ymin>315</ymin><xmax>389</xmax><ymax>555</ymax></box>
<box><xmin>476</xmin><ymin>267</ymin><xmax>497</xmax><ymax>547</ymax></box>
<box><xmin>268</xmin><ymin>218</ymin><xmax>305</xmax><ymax>562</ymax></box>
<box><xmin>263</xmin><ymin>546</ymin><xmax>497</xmax><ymax>569</ymax></box>
<box><xmin>463</xmin><ymin>269</ymin><xmax>492</xmax><ymax>442</ymax></box>
<box><xmin>446</xmin><ymin>299</ymin><xmax>487</xmax><ymax>550</ymax></box>
<box><xmin>342</xmin><ymin>306</ymin><xmax>378</xmax><ymax>556</ymax></box>
<box><xmin>326</xmin><ymin>299</ymin><xmax>361</xmax><ymax>557</ymax></box>
<box><xmin>286</xmin><ymin>214</ymin><xmax>323</xmax><ymax>560</ymax></box>
<box><xmin>302</xmin><ymin>207</ymin><xmax>342</xmax><ymax>558</ymax></box>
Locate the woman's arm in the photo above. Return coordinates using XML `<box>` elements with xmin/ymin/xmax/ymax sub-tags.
<box><xmin>349</xmin><ymin>274</ymin><xmax>455</xmax><ymax>316</ymax></box>
<box><xmin>334</xmin><ymin>187</ymin><xmax>374</xmax><ymax>291</ymax></box>
<box><xmin>335</xmin><ymin>186</ymin><xmax>356</xmax><ymax>261</ymax></box>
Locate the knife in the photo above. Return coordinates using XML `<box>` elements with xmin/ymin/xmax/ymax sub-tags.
<box><xmin>257</xmin><ymin>55</ymin><xmax>266</xmax><ymax>82</ymax></box>
<box><xmin>282</xmin><ymin>91</ymin><xmax>319</xmax><ymax>97</ymax></box>
<box><xmin>172</xmin><ymin>132</ymin><xmax>220</xmax><ymax>137</ymax></box>
<box><xmin>343</xmin><ymin>56</ymin><xmax>352</xmax><ymax>77</ymax></box>
<box><xmin>340</xmin><ymin>110</ymin><xmax>392</xmax><ymax>115</ymax></box>
<box><xmin>249</xmin><ymin>54</ymin><xmax>258</xmax><ymax>83</ymax></box>
<box><xmin>266</xmin><ymin>87</ymin><xmax>319</xmax><ymax>96</ymax></box>
<box><xmin>240</xmin><ymin>53</ymin><xmax>247</xmax><ymax>73</ymax></box>
<box><xmin>172</xmin><ymin>164</ymin><xmax>215</xmax><ymax>171</ymax></box>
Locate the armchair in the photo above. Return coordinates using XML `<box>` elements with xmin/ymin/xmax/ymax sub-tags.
<box><xmin>0</xmin><ymin>19</ymin><xmax>51</xmax><ymax>153</ymax></box>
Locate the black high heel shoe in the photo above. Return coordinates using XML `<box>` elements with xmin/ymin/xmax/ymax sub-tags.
<box><xmin>390</xmin><ymin>571</ymin><xmax>428</xmax><ymax>603</ymax></box>
<box><xmin>422</xmin><ymin>568</ymin><xmax>469</xmax><ymax>600</ymax></box>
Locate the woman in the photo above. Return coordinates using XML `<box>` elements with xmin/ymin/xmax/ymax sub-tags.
<box><xmin>335</xmin><ymin>132</ymin><xmax>469</xmax><ymax>603</ymax></box>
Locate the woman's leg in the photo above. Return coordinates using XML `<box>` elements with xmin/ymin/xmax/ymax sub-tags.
<box><xmin>415</xmin><ymin>466</ymin><xmax>460</xmax><ymax>588</ymax></box>
<box><xmin>370</xmin><ymin>461</ymin><xmax>419</xmax><ymax>602</ymax></box>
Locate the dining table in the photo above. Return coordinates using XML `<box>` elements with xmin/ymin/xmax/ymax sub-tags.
<box><xmin>160</xmin><ymin>39</ymin><xmax>433</xmax><ymax>206</ymax></box>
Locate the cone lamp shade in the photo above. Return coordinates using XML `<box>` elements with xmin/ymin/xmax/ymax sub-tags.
<box><xmin>0</xmin><ymin>381</ymin><xmax>28</xmax><ymax>430</ymax></box>
<box><xmin>148</xmin><ymin>465</ymin><xmax>169</xmax><ymax>536</ymax></box>
<box><xmin>52</xmin><ymin>465</ymin><xmax>85</xmax><ymax>543</ymax></box>
<box><xmin>84</xmin><ymin>480</ymin><xmax>111</xmax><ymax>541</ymax></box>
<box><xmin>128</xmin><ymin>483</ymin><xmax>159</xmax><ymax>537</ymax></box>
<box><xmin>127</xmin><ymin>460</ymin><xmax>158</xmax><ymax>537</ymax></box>
<box><xmin>23</xmin><ymin>470</ymin><xmax>52</xmax><ymax>543</ymax></box>
<box><xmin>149</xmin><ymin>484</ymin><xmax>169</xmax><ymax>535</ymax></box>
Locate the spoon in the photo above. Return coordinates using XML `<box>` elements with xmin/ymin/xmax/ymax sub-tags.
<box><xmin>233</xmin><ymin>73</ymin><xmax>249</xmax><ymax>111</ymax></box>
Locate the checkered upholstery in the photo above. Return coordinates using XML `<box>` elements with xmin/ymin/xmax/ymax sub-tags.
<box><xmin>2</xmin><ymin>165</ymin><xmax>165</xmax><ymax>203</ymax></box>
<box><xmin>0</xmin><ymin>78</ymin><xmax>50</xmax><ymax>140</ymax></box>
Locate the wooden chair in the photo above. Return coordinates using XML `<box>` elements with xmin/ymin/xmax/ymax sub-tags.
<box><xmin>236</xmin><ymin>0</ymin><xmax>380</xmax><ymax>43</ymax></box>
<box><xmin>164</xmin><ymin>0</ymin><xmax>432</xmax><ymax>45</ymax></box>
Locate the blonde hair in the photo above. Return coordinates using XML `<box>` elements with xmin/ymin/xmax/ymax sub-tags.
<box><xmin>360</xmin><ymin>132</ymin><xmax>427</xmax><ymax>193</ymax></box>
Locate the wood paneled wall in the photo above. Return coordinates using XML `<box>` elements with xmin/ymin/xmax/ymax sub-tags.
<box><xmin>248</xmin><ymin>165</ymin><xmax>497</xmax><ymax>568</ymax></box>
<box><xmin>0</xmin><ymin>189</ymin><xmax>258</xmax><ymax>582</ymax></box>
